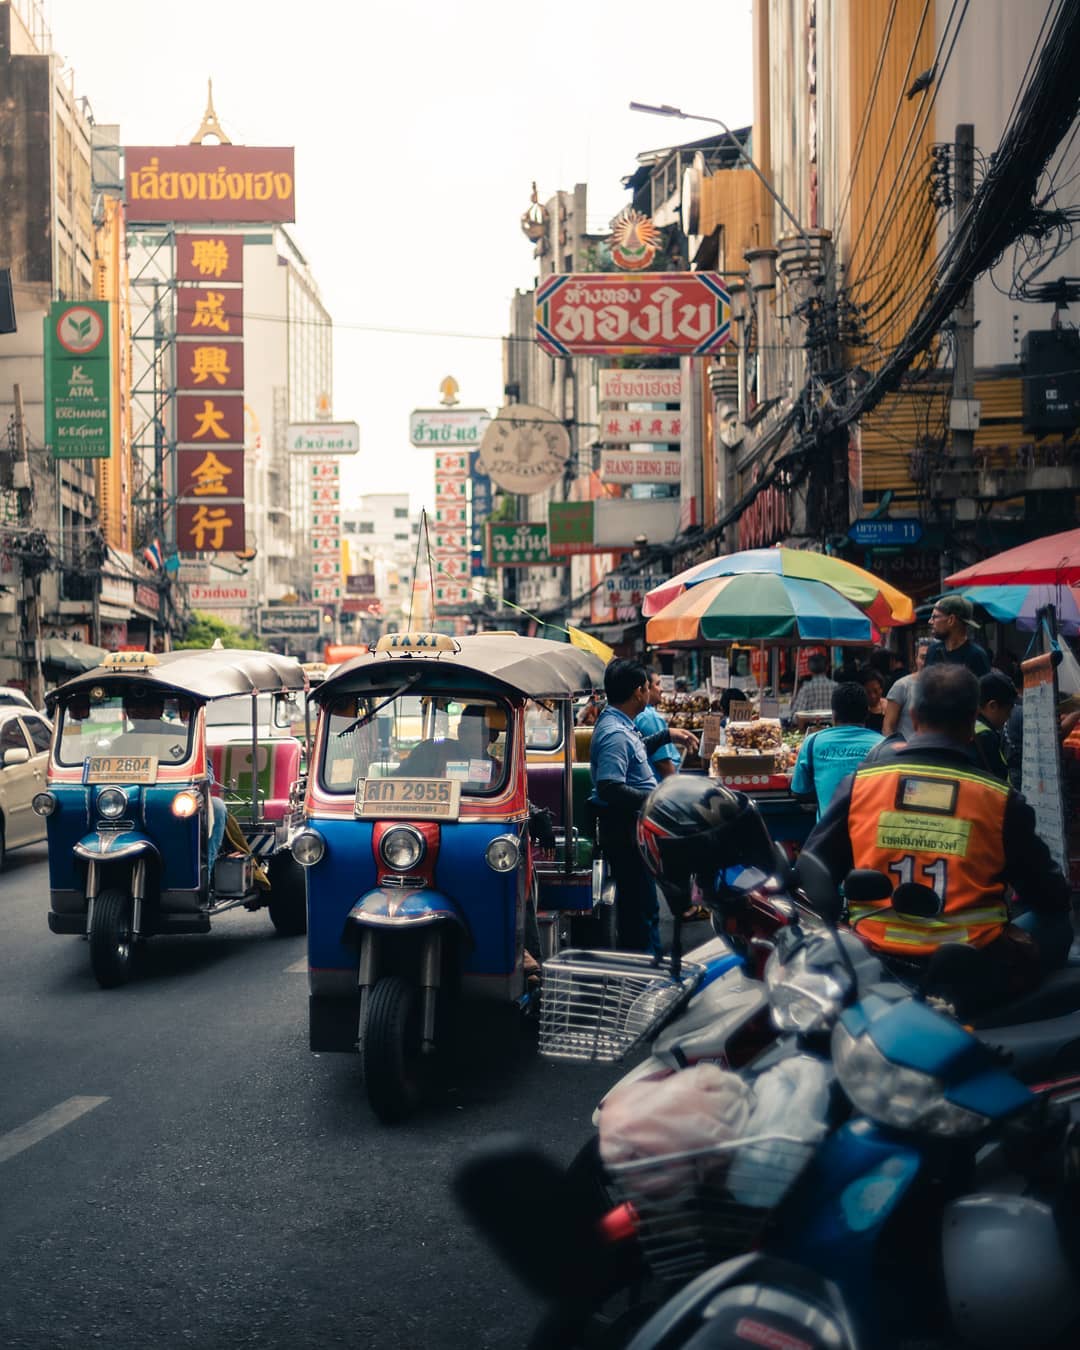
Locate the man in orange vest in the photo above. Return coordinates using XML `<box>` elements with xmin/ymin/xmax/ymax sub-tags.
<box><xmin>803</xmin><ymin>664</ymin><xmax>1072</xmax><ymax>1011</ymax></box>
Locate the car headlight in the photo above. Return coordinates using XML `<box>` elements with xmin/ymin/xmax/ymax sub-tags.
<box><xmin>171</xmin><ymin>789</ymin><xmax>200</xmax><ymax>818</ymax></box>
<box><xmin>832</xmin><ymin>1021</ymin><xmax>989</xmax><ymax>1136</ymax></box>
<box><xmin>292</xmin><ymin>829</ymin><xmax>326</xmax><ymax>867</ymax></box>
<box><xmin>32</xmin><ymin>791</ymin><xmax>57</xmax><ymax>817</ymax></box>
<box><xmin>485</xmin><ymin>835</ymin><xmax>520</xmax><ymax>873</ymax></box>
<box><xmin>379</xmin><ymin>825</ymin><xmax>425</xmax><ymax>872</ymax></box>
<box><xmin>96</xmin><ymin>787</ymin><xmax>128</xmax><ymax>820</ymax></box>
<box><xmin>765</xmin><ymin>943</ymin><xmax>848</xmax><ymax>1033</ymax></box>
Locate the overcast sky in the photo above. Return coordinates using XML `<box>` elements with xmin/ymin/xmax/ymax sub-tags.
<box><xmin>46</xmin><ymin>0</ymin><xmax>754</xmax><ymax>515</ymax></box>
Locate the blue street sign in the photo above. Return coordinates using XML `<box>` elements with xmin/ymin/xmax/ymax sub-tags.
<box><xmin>848</xmin><ymin>517</ymin><xmax>923</xmax><ymax>547</ymax></box>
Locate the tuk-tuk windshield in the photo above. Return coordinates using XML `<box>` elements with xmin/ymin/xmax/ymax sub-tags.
<box><xmin>56</xmin><ymin>690</ymin><xmax>196</xmax><ymax>767</ymax></box>
<box><xmin>321</xmin><ymin>692</ymin><xmax>511</xmax><ymax>797</ymax></box>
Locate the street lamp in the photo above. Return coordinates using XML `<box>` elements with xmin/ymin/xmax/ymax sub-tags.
<box><xmin>629</xmin><ymin>101</ymin><xmax>811</xmax><ymax>254</ymax></box>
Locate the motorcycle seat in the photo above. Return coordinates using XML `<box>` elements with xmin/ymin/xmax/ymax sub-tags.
<box><xmin>974</xmin><ymin>965</ymin><xmax>1080</xmax><ymax>1030</ymax></box>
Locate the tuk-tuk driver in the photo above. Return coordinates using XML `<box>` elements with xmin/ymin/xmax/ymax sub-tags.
<box><xmin>455</xmin><ymin>704</ymin><xmax>505</xmax><ymax>788</ymax></box>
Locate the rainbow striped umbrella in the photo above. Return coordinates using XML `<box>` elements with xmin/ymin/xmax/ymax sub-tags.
<box><xmin>645</xmin><ymin>573</ymin><xmax>874</xmax><ymax>647</ymax></box>
<box><xmin>643</xmin><ymin>548</ymin><xmax>915</xmax><ymax>628</ymax></box>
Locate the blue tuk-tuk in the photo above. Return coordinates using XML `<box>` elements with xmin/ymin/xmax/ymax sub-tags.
<box><xmin>292</xmin><ymin>631</ymin><xmax>610</xmax><ymax>1121</ymax></box>
<box><xmin>38</xmin><ymin>649</ymin><xmax>310</xmax><ymax>988</ymax></box>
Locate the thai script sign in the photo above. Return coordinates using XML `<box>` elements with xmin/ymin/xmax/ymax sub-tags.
<box><xmin>259</xmin><ymin>606</ymin><xmax>322</xmax><ymax>634</ymax></box>
<box><xmin>548</xmin><ymin>501</ymin><xmax>595</xmax><ymax>556</ymax></box>
<box><xmin>599</xmin><ymin>370</ymin><xmax>683</xmax><ymax>404</ymax></box>
<box><xmin>287</xmin><ymin>422</ymin><xmax>360</xmax><ymax>455</ymax></box>
<box><xmin>44</xmin><ymin>301</ymin><xmax>112</xmax><ymax>459</ymax></box>
<box><xmin>601</xmin><ymin>573</ymin><xmax>669</xmax><ymax>623</ymax></box>
<box><xmin>738</xmin><ymin>467</ymin><xmax>792</xmax><ymax>551</ymax></box>
<box><xmin>486</xmin><ymin>522</ymin><xmax>561</xmax><ymax>567</ymax></box>
<box><xmin>187</xmin><ymin>581</ymin><xmax>255</xmax><ymax>608</ymax></box>
<box><xmin>177</xmin><ymin>234</ymin><xmax>243</xmax><ymax>283</ymax></box>
<box><xmin>124</xmin><ymin>145</ymin><xmax>295</xmax><ymax>223</ymax></box>
<box><xmin>409</xmin><ymin>408</ymin><xmax>490</xmax><ymax>448</ymax></box>
<box><xmin>535</xmin><ymin>273</ymin><xmax>730</xmax><ymax>357</ymax></box>
<box><xmin>599</xmin><ymin>412</ymin><xmax>683</xmax><ymax>445</ymax></box>
<box><xmin>600</xmin><ymin>450</ymin><xmax>682</xmax><ymax>484</ymax></box>
<box><xmin>847</xmin><ymin>518</ymin><xmax>923</xmax><ymax>547</ymax></box>
<box><xmin>346</xmin><ymin>573</ymin><xmax>376</xmax><ymax>595</ymax></box>
<box><xmin>477</xmin><ymin>404</ymin><xmax>569</xmax><ymax>495</ymax></box>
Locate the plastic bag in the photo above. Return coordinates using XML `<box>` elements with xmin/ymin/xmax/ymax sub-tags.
<box><xmin>727</xmin><ymin>1054</ymin><xmax>829</xmax><ymax>1206</ymax></box>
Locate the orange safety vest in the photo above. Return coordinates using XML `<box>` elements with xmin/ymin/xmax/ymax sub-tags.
<box><xmin>846</xmin><ymin>759</ymin><xmax>1010</xmax><ymax>957</ymax></box>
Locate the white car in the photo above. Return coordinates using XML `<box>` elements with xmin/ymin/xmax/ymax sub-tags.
<box><xmin>0</xmin><ymin>686</ymin><xmax>35</xmax><ymax>711</ymax></box>
<box><xmin>0</xmin><ymin>706</ymin><xmax>53</xmax><ymax>867</ymax></box>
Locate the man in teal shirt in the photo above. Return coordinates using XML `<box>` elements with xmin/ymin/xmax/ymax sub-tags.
<box><xmin>791</xmin><ymin>682</ymin><xmax>883</xmax><ymax>818</ymax></box>
<box><xmin>635</xmin><ymin>670</ymin><xmax>681</xmax><ymax>778</ymax></box>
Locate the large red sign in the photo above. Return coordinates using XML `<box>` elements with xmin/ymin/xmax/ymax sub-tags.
<box><xmin>177</xmin><ymin>286</ymin><xmax>244</xmax><ymax>338</ymax></box>
<box><xmin>176</xmin><ymin>394</ymin><xmax>244</xmax><ymax>445</ymax></box>
<box><xmin>535</xmin><ymin>272</ymin><xmax>730</xmax><ymax>356</ymax></box>
<box><xmin>124</xmin><ymin>146</ymin><xmax>295</xmax><ymax>223</ymax></box>
<box><xmin>176</xmin><ymin>340</ymin><xmax>244</xmax><ymax>392</ymax></box>
<box><xmin>176</xmin><ymin>502</ymin><xmax>246</xmax><ymax>553</ymax></box>
<box><xmin>177</xmin><ymin>448</ymin><xmax>245</xmax><ymax>500</ymax></box>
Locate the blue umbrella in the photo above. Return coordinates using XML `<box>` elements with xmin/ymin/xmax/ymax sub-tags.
<box><xmin>952</xmin><ymin>584</ymin><xmax>1080</xmax><ymax>636</ymax></box>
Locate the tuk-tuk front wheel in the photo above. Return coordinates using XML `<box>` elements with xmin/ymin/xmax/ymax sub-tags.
<box><xmin>362</xmin><ymin>975</ymin><xmax>431</xmax><ymax>1123</ymax></box>
<box><xmin>89</xmin><ymin>889</ymin><xmax>136</xmax><ymax>989</ymax></box>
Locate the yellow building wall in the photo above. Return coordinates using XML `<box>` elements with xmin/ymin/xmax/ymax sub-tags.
<box><xmin>700</xmin><ymin>167</ymin><xmax>771</xmax><ymax>270</ymax></box>
<box><xmin>93</xmin><ymin>196</ymin><xmax>133</xmax><ymax>551</ymax></box>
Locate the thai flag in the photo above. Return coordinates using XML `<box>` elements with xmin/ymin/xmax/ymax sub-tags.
<box><xmin>142</xmin><ymin>538</ymin><xmax>164</xmax><ymax>570</ymax></box>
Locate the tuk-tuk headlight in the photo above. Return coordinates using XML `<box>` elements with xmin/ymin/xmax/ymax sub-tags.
<box><xmin>485</xmin><ymin>835</ymin><xmax>520</xmax><ymax>873</ymax></box>
<box><xmin>171</xmin><ymin>789</ymin><xmax>200</xmax><ymax>818</ymax></box>
<box><xmin>32</xmin><ymin>791</ymin><xmax>57</xmax><ymax>817</ymax></box>
<box><xmin>380</xmin><ymin>826</ymin><xmax>425</xmax><ymax>872</ymax></box>
<box><xmin>97</xmin><ymin>787</ymin><xmax>128</xmax><ymax>820</ymax></box>
<box><xmin>292</xmin><ymin>829</ymin><xmax>326</xmax><ymax>867</ymax></box>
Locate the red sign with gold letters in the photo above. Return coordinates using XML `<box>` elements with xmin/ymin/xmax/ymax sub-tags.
<box><xmin>177</xmin><ymin>287</ymin><xmax>244</xmax><ymax>338</ymax></box>
<box><xmin>176</xmin><ymin>394</ymin><xmax>244</xmax><ymax>445</ymax></box>
<box><xmin>176</xmin><ymin>502</ymin><xmax>246</xmax><ymax>553</ymax></box>
<box><xmin>176</xmin><ymin>234</ymin><xmax>244</xmax><ymax>283</ymax></box>
<box><xmin>177</xmin><ymin>448</ymin><xmax>245</xmax><ymax>499</ymax></box>
<box><xmin>124</xmin><ymin>146</ymin><xmax>295</xmax><ymax>223</ymax></box>
<box><xmin>176</xmin><ymin>339</ymin><xmax>244</xmax><ymax>392</ymax></box>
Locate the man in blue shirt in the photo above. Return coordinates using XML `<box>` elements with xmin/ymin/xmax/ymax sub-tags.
<box><xmin>635</xmin><ymin>670</ymin><xmax>681</xmax><ymax>779</ymax></box>
<box><xmin>791</xmin><ymin>682</ymin><xmax>883</xmax><ymax>818</ymax></box>
<box><xmin>590</xmin><ymin>660</ymin><xmax>698</xmax><ymax>954</ymax></box>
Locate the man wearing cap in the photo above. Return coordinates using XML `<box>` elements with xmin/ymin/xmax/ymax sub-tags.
<box><xmin>925</xmin><ymin>595</ymin><xmax>991</xmax><ymax>677</ymax></box>
<box><xmin>974</xmin><ymin>671</ymin><xmax>1018</xmax><ymax>781</ymax></box>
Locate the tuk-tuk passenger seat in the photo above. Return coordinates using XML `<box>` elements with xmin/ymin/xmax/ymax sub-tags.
<box><xmin>207</xmin><ymin>738</ymin><xmax>302</xmax><ymax>822</ymax></box>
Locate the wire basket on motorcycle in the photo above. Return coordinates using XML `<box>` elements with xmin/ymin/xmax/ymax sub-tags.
<box><xmin>539</xmin><ymin>949</ymin><xmax>706</xmax><ymax>1063</ymax></box>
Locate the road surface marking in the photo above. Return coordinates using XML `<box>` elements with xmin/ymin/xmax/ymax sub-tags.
<box><xmin>0</xmin><ymin>1096</ymin><xmax>109</xmax><ymax>1165</ymax></box>
<box><xmin>286</xmin><ymin>958</ymin><xmax>308</xmax><ymax>973</ymax></box>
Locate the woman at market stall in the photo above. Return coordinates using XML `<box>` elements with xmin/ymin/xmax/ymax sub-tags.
<box><xmin>859</xmin><ymin>667</ymin><xmax>888</xmax><ymax>733</ymax></box>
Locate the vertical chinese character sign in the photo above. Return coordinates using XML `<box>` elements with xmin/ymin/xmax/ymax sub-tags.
<box><xmin>432</xmin><ymin>450</ymin><xmax>472</xmax><ymax>606</ymax></box>
<box><xmin>310</xmin><ymin>457</ymin><xmax>343</xmax><ymax>602</ymax></box>
<box><xmin>175</xmin><ymin>233</ymin><xmax>245</xmax><ymax>553</ymax></box>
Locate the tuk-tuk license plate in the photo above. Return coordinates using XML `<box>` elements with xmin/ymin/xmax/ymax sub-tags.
<box><xmin>84</xmin><ymin>756</ymin><xmax>159</xmax><ymax>785</ymax></box>
<box><xmin>355</xmin><ymin>777</ymin><xmax>461</xmax><ymax>821</ymax></box>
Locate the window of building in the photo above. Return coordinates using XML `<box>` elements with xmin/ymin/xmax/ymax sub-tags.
<box><xmin>357</xmin><ymin>521</ymin><xmax>375</xmax><ymax>534</ymax></box>
<box><xmin>393</xmin><ymin>507</ymin><xmax>408</xmax><ymax>519</ymax></box>
<box><xmin>343</xmin><ymin>521</ymin><xmax>357</xmax><ymax>534</ymax></box>
<box><xmin>394</xmin><ymin>532</ymin><xmax>409</xmax><ymax>541</ymax></box>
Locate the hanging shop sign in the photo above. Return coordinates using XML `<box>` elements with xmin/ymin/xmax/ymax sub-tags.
<box><xmin>134</xmin><ymin>584</ymin><xmax>161</xmax><ymax>615</ymax></box>
<box><xmin>44</xmin><ymin>301</ymin><xmax>112</xmax><ymax>459</ymax></box>
<box><xmin>176</xmin><ymin>339</ymin><xmax>244</xmax><ymax>392</ymax></box>
<box><xmin>548</xmin><ymin>501</ymin><xmax>595</xmax><ymax>557</ymax></box>
<box><xmin>470</xmin><ymin>459</ymin><xmax>492</xmax><ymax>580</ymax></box>
<box><xmin>259</xmin><ymin>606</ymin><xmax>321</xmax><ymax>635</ymax></box>
<box><xmin>177</xmin><ymin>286</ymin><xmax>244</xmax><ymax>338</ymax></box>
<box><xmin>176</xmin><ymin>233</ymin><xmax>244</xmax><ymax>283</ymax></box>
<box><xmin>486</xmin><ymin>522</ymin><xmax>560</xmax><ymax>567</ymax></box>
<box><xmin>600</xmin><ymin>450</ymin><xmax>682</xmax><ymax>485</ymax></box>
<box><xmin>177</xmin><ymin>447</ymin><xmax>245</xmax><ymax>499</ymax></box>
<box><xmin>737</xmin><ymin>469</ymin><xmax>791</xmax><ymax>551</ymax></box>
<box><xmin>346</xmin><ymin>573</ymin><xmax>376</xmax><ymax>595</ymax></box>
<box><xmin>409</xmin><ymin>407</ymin><xmax>490</xmax><ymax>448</ymax></box>
<box><xmin>176</xmin><ymin>394</ymin><xmax>244</xmax><ymax>445</ymax></box>
<box><xmin>599</xmin><ymin>412</ymin><xmax>683</xmax><ymax>445</ymax></box>
<box><xmin>535</xmin><ymin>273</ymin><xmax>730</xmax><ymax>357</ymax></box>
<box><xmin>608</xmin><ymin>208</ymin><xmax>662</xmax><ymax>271</ymax></box>
<box><xmin>286</xmin><ymin>422</ymin><xmax>360</xmax><ymax>455</ymax></box>
<box><xmin>177</xmin><ymin>503</ymin><xmax>246</xmax><ymax>555</ymax></box>
<box><xmin>599</xmin><ymin>370</ymin><xmax>682</xmax><ymax>404</ymax></box>
<box><xmin>123</xmin><ymin>145</ymin><xmax>296</xmax><ymax>223</ymax></box>
<box><xmin>477</xmin><ymin>404</ymin><xmax>569</xmax><ymax>495</ymax></box>
<box><xmin>187</xmin><ymin>581</ymin><xmax>256</xmax><ymax>608</ymax></box>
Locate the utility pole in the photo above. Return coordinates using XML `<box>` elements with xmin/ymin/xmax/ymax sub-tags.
<box><xmin>949</xmin><ymin>124</ymin><xmax>978</xmax><ymax>468</ymax></box>
<box><xmin>13</xmin><ymin>385</ymin><xmax>44</xmax><ymax>707</ymax></box>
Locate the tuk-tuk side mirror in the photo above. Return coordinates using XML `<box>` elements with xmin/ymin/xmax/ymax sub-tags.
<box><xmin>3</xmin><ymin>747</ymin><xmax>30</xmax><ymax>767</ymax></box>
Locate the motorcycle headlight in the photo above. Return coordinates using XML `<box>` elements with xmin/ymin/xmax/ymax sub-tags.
<box><xmin>292</xmin><ymin>829</ymin><xmax>326</xmax><ymax>867</ymax></box>
<box><xmin>96</xmin><ymin>787</ymin><xmax>128</xmax><ymax>820</ymax></box>
<box><xmin>832</xmin><ymin>1021</ymin><xmax>989</xmax><ymax>1136</ymax></box>
<box><xmin>379</xmin><ymin>825</ymin><xmax>425</xmax><ymax>872</ymax></box>
<box><xmin>32</xmin><ymin>791</ymin><xmax>57</xmax><ymax>817</ymax></box>
<box><xmin>765</xmin><ymin>943</ymin><xmax>849</xmax><ymax>1033</ymax></box>
<box><xmin>171</xmin><ymin>789</ymin><xmax>200</xmax><ymax>819</ymax></box>
<box><xmin>485</xmin><ymin>835</ymin><xmax>520</xmax><ymax>873</ymax></box>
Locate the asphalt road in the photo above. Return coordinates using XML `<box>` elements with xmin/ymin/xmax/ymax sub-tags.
<box><xmin>0</xmin><ymin>847</ymin><xmax>621</xmax><ymax>1350</ymax></box>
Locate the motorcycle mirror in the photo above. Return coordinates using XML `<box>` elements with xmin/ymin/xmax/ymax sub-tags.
<box><xmin>793</xmin><ymin>851</ymin><xmax>842</xmax><ymax>926</ymax></box>
<box><xmin>452</xmin><ymin>1134</ymin><xmax>605</xmax><ymax>1303</ymax></box>
<box><xmin>844</xmin><ymin>869</ymin><xmax>893</xmax><ymax>905</ymax></box>
<box><xmin>891</xmin><ymin>882</ymin><xmax>942</xmax><ymax>919</ymax></box>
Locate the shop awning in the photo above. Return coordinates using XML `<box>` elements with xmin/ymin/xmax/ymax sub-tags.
<box><xmin>42</xmin><ymin>637</ymin><xmax>109</xmax><ymax>673</ymax></box>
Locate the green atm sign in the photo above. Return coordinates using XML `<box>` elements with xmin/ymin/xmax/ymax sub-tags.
<box><xmin>44</xmin><ymin>301</ymin><xmax>113</xmax><ymax>459</ymax></box>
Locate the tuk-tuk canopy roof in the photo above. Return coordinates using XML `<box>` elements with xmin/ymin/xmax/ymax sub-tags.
<box><xmin>45</xmin><ymin>648</ymin><xmax>308</xmax><ymax>710</ymax></box>
<box><xmin>313</xmin><ymin>634</ymin><xmax>606</xmax><ymax>704</ymax></box>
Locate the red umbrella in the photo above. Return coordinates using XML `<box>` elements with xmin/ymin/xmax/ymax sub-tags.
<box><xmin>945</xmin><ymin>529</ymin><xmax>1080</xmax><ymax>588</ymax></box>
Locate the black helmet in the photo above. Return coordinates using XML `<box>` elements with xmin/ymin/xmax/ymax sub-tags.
<box><xmin>637</xmin><ymin>777</ymin><xmax>777</xmax><ymax>902</ymax></box>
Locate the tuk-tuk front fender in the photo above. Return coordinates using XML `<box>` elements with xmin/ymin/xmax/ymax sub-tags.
<box><xmin>343</xmin><ymin>887</ymin><xmax>471</xmax><ymax>940</ymax></box>
<box><xmin>74</xmin><ymin>831</ymin><xmax>162</xmax><ymax>865</ymax></box>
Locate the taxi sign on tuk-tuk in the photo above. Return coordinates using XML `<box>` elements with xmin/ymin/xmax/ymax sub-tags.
<box><xmin>354</xmin><ymin>776</ymin><xmax>461</xmax><ymax>820</ymax></box>
<box><xmin>102</xmin><ymin>650</ymin><xmax>159</xmax><ymax>670</ymax></box>
<box><xmin>374</xmin><ymin>632</ymin><xmax>460</xmax><ymax>654</ymax></box>
<box><xmin>84</xmin><ymin>755</ymin><xmax>158</xmax><ymax>784</ymax></box>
